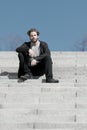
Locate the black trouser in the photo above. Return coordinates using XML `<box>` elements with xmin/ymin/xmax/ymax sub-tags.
<box><xmin>18</xmin><ymin>53</ymin><xmax>53</xmax><ymax>79</ymax></box>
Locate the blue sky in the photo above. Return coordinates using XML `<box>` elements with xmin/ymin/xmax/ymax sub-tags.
<box><xmin>0</xmin><ymin>0</ymin><xmax>87</xmax><ymax>51</ymax></box>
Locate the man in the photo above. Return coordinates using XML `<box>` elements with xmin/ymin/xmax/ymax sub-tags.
<box><xmin>16</xmin><ymin>28</ymin><xmax>59</xmax><ymax>83</ymax></box>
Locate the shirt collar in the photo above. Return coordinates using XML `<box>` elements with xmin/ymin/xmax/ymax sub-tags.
<box><xmin>31</xmin><ymin>40</ymin><xmax>40</xmax><ymax>47</ymax></box>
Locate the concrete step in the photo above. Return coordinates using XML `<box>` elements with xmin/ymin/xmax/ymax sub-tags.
<box><xmin>0</xmin><ymin>115</ymin><xmax>75</xmax><ymax>123</ymax></box>
<box><xmin>0</xmin><ymin>80</ymin><xmax>75</xmax><ymax>87</ymax></box>
<box><xmin>0</xmin><ymin>109</ymin><xmax>76</xmax><ymax>116</ymax></box>
<box><xmin>0</xmin><ymin>97</ymin><xmax>76</xmax><ymax>104</ymax></box>
<box><xmin>0</xmin><ymin>122</ymin><xmax>85</xmax><ymax>130</ymax></box>
<box><xmin>76</xmin><ymin>116</ymin><xmax>87</xmax><ymax>123</ymax></box>
<box><xmin>1</xmin><ymin>109</ymin><xmax>87</xmax><ymax>117</ymax></box>
<box><xmin>0</xmin><ymin>80</ymin><xmax>86</xmax><ymax>87</ymax></box>
<box><xmin>1</xmin><ymin>52</ymin><xmax>87</xmax><ymax>68</ymax></box>
<box><xmin>0</xmin><ymin>103</ymin><xmax>75</xmax><ymax>110</ymax></box>
<box><xmin>0</xmin><ymin>97</ymin><xmax>87</xmax><ymax>108</ymax></box>
<box><xmin>0</xmin><ymin>51</ymin><xmax>87</xmax><ymax>130</ymax></box>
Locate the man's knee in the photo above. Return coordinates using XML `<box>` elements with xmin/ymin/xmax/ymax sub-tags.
<box><xmin>18</xmin><ymin>53</ymin><xmax>24</xmax><ymax>59</ymax></box>
<box><xmin>18</xmin><ymin>53</ymin><xmax>25</xmax><ymax>62</ymax></box>
<box><xmin>44</xmin><ymin>55</ymin><xmax>52</xmax><ymax>63</ymax></box>
<box><xmin>18</xmin><ymin>53</ymin><xmax>25</xmax><ymax>65</ymax></box>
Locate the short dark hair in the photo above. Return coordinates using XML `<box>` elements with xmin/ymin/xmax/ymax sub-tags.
<box><xmin>27</xmin><ymin>28</ymin><xmax>40</xmax><ymax>36</ymax></box>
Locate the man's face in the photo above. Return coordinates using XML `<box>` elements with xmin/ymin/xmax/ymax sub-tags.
<box><xmin>29</xmin><ymin>31</ymin><xmax>39</xmax><ymax>43</ymax></box>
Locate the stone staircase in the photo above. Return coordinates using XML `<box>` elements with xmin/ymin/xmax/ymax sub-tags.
<box><xmin>0</xmin><ymin>51</ymin><xmax>87</xmax><ymax>130</ymax></box>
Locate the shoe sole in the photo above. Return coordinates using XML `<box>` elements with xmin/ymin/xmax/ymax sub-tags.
<box><xmin>20</xmin><ymin>76</ymin><xmax>28</xmax><ymax>80</ymax></box>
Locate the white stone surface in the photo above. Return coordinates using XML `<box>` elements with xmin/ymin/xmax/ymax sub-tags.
<box><xmin>0</xmin><ymin>51</ymin><xmax>87</xmax><ymax>130</ymax></box>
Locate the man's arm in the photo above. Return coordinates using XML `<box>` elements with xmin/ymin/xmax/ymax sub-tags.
<box><xmin>16</xmin><ymin>42</ymin><xmax>29</xmax><ymax>54</ymax></box>
<box><xmin>35</xmin><ymin>42</ymin><xmax>51</xmax><ymax>61</ymax></box>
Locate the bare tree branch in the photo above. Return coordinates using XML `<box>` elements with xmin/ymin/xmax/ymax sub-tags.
<box><xmin>74</xmin><ymin>37</ymin><xmax>87</xmax><ymax>51</ymax></box>
<box><xmin>0</xmin><ymin>34</ymin><xmax>24</xmax><ymax>51</ymax></box>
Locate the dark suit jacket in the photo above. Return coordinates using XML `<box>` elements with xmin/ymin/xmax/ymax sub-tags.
<box><xmin>16</xmin><ymin>40</ymin><xmax>51</xmax><ymax>62</ymax></box>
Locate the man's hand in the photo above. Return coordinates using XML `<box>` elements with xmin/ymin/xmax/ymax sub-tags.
<box><xmin>31</xmin><ymin>59</ymin><xmax>37</xmax><ymax>66</ymax></box>
<box><xmin>29</xmin><ymin>49</ymin><xmax>36</xmax><ymax>57</ymax></box>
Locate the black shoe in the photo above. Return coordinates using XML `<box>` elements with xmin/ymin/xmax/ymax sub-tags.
<box><xmin>46</xmin><ymin>78</ymin><xmax>59</xmax><ymax>83</ymax></box>
<box><xmin>17</xmin><ymin>78</ymin><xmax>24</xmax><ymax>83</ymax></box>
<box><xmin>20</xmin><ymin>73</ymin><xmax>33</xmax><ymax>80</ymax></box>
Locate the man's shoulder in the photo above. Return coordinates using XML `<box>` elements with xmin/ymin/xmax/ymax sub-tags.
<box><xmin>24</xmin><ymin>41</ymin><xmax>31</xmax><ymax>45</ymax></box>
<box><xmin>40</xmin><ymin>41</ymin><xmax>48</xmax><ymax>46</ymax></box>
<box><xmin>22</xmin><ymin>42</ymin><xmax>31</xmax><ymax>48</ymax></box>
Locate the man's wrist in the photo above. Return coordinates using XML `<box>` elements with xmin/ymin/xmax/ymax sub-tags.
<box><xmin>28</xmin><ymin>49</ymin><xmax>31</xmax><ymax>53</ymax></box>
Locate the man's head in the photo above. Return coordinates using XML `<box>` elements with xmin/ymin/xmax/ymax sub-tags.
<box><xmin>27</xmin><ymin>28</ymin><xmax>40</xmax><ymax>43</ymax></box>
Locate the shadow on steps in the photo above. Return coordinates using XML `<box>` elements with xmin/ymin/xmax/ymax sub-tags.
<box><xmin>0</xmin><ymin>71</ymin><xmax>18</xmax><ymax>79</ymax></box>
<box><xmin>0</xmin><ymin>71</ymin><xmax>40</xmax><ymax>79</ymax></box>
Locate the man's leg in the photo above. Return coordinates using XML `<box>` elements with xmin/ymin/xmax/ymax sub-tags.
<box><xmin>29</xmin><ymin>63</ymin><xmax>45</xmax><ymax>77</ymax></box>
<box><xmin>18</xmin><ymin>53</ymin><xmax>33</xmax><ymax>79</ymax></box>
<box><xmin>43</xmin><ymin>55</ymin><xmax>59</xmax><ymax>83</ymax></box>
<box><xmin>43</xmin><ymin>55</ymin><xmax>53</xmax><ymax>79</ymax></box>
<box><xmin>18</xmin><ymin>53</ymin><xmax>25</xmax><ymax>78</ymax></box>
<box><xmin>30</xmin><ymin>55</ymin><xmax>58</xmax><ymax>83</ymax></box>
